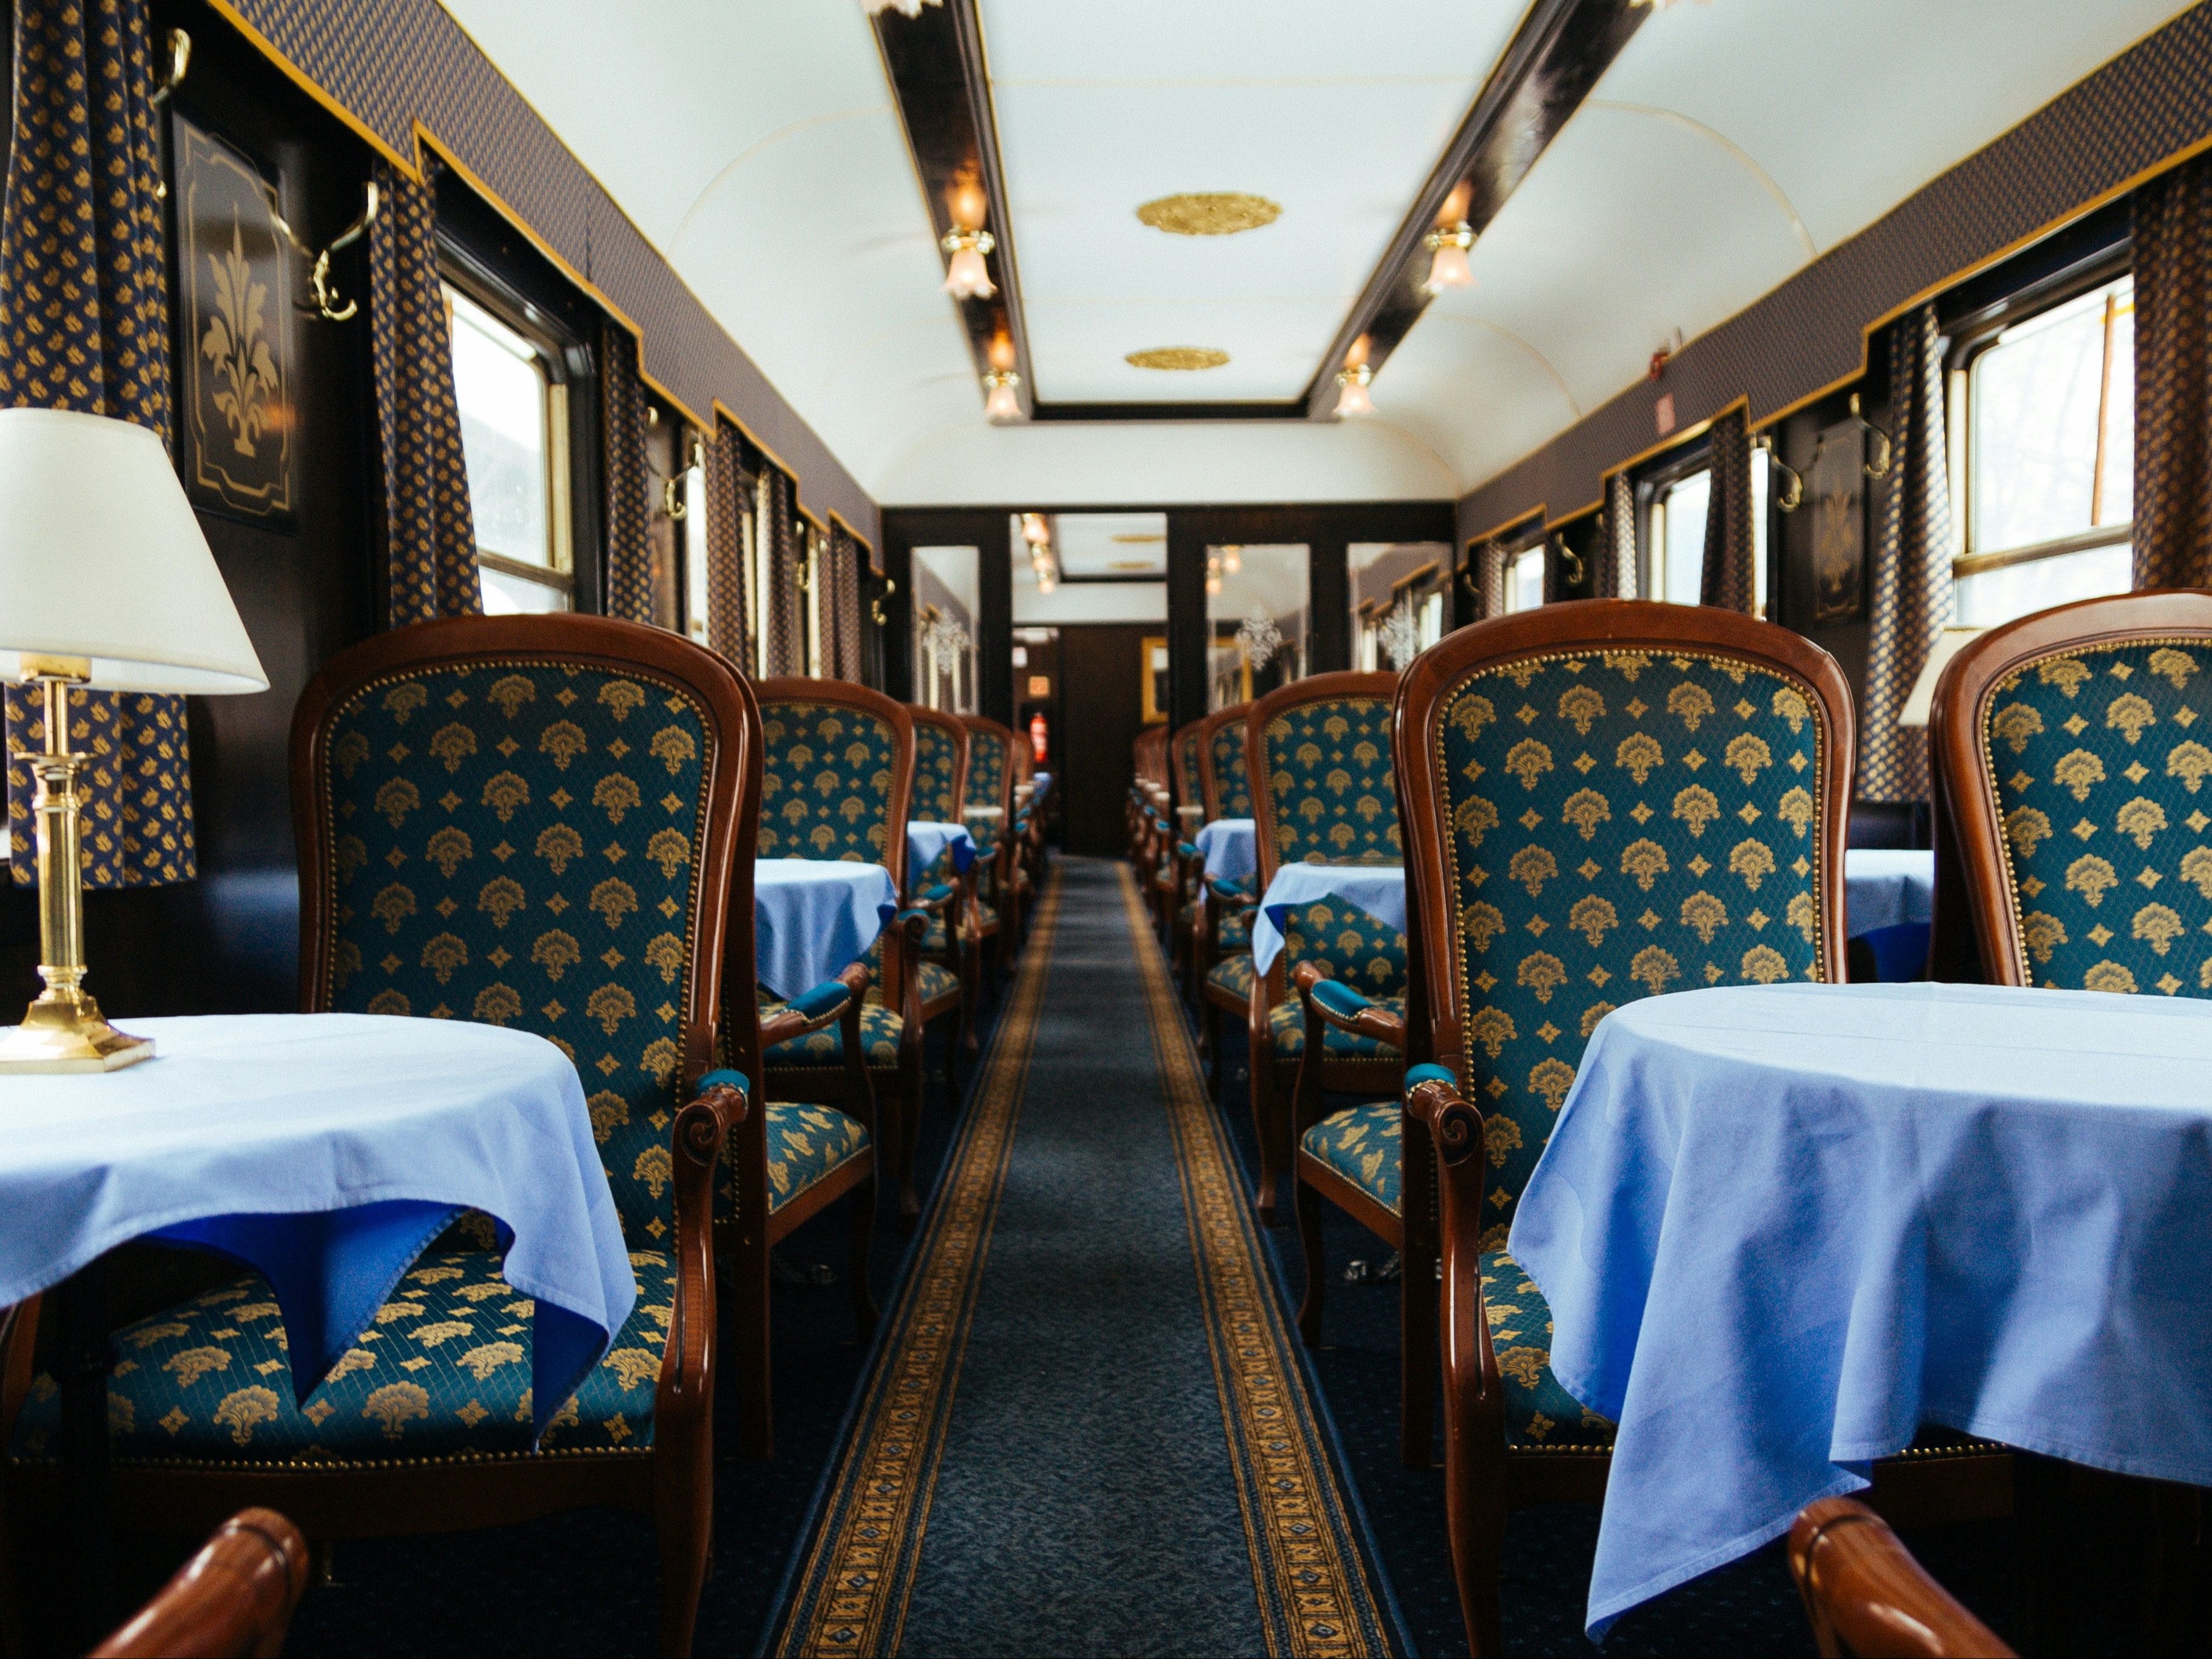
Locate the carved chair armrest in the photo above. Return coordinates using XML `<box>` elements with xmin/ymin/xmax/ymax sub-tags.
<box><xmin>1207</xmin><ymin>877</ymin><xmax>1257</xmax><ymax>909</ymax></box>
<box><xmin>665</xmin><ymin>1072</ymin><xmax>747</xmax><ymax>1404</ymax></box>
<box><xmin>1290</xmin><ymin>961</ymin><xmax>1408</xmax><ymax>1048</ymax></box>
<box><xmin>90</xmin><ymin>1508</ymin><xmax>309</xmax><ymax>1659</ymax></box>
<box><xmin>757</xmin><ymin>963</ymin><xmax>870</xmax><ymax>1048</ymax></box>
<box><xmin>1403</xmin><ymin>1068</ymin><xmax>1505</xmax><ymax>1435</ymax></box>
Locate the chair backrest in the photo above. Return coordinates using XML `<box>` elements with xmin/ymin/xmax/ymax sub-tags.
<box><xmin>1787</xmin><ymin>1498</ymin><xmax>2013</xmax><ymax>1658</ymax></box>
<box><xmin>962</xmin><ymin>714</ymin><xmax>1016</xmax><ymax>843</ymax></box>
<box><xmin>1249</xmin><ymin>672</ymin><xmax>1405</xmax><ymax>994</ymax></box>
<box><xmin>93</xmin><ymin>1507</ymin><xmax>310</xmax><ymax>1659</ymax></box>
<box><xmin>1931</xmin><ymin>590</ymin><xmax>2212</xmax><ymax>994</ymax></box>
<box><xmin>1202</xmin><ymin>702</ymin><xmax>1254</xmax><ymax>819</ymax></box>
<box><xmin>1172</xmin><ymin>719</ymin><xmax>1206</xmax><ymax>816</ymax></box>
<box><xmin>294</xmin><ymin>615</ymin><xmax>758</xmax><ymax>1248</ymax></box>
<box><xmin>1398</xmin><ymin>601</ymin><xmax>1851</xmax><ymax>1247</ymax></box>
<box><xmin>908</xmin><ymin>704</ymin><xmax>968</xmax><ymax>826</ymax></box>
<box><xmin>755</xmin><ymin>679</ymin><xmax>912</xmax><ymax>892</ymax></box>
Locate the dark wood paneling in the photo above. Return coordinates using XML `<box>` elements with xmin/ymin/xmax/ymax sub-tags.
<box><xmin>1053</xmin><ymin>624</ymin><xmax>1150</xmax><ymax>858</ymax></box>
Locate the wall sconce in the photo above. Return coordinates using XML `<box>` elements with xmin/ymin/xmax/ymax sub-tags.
<box><xmin>1021</xmin><ymin>512</ymin><xmax>1050</xmax><ymax>545</ymax></box>
<box><xmin>983</xmin><ymin>369</ymin><xmax>1021</xmax><ymax>422</ymax></box>
<box><xmin>943</xmin><ymin>227</ymin><xmax>997</xmax><ymax>300</ymax></box>
<box><xmin>1221</xmin><ymin>545</ymin><xmax>1241</xmax><ymax>573</ymax></box>
<box><xmin>1424</xmin><ymin>180</ymin><xmax>1474</xmax><ymax>292</ymax></box>
<box><xmin>1335</xmin><ymin>363</ymin><xmax>1376</xmax><ymax>418</ymax></box>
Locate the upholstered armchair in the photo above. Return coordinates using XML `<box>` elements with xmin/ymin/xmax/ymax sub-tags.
<box><xmin>960</xmin><ymin>715</ymin><xmax>1019</xmax><ymax>970</ymax></box>
<box><xmin>1162</xmin><ymin>719</ymin><xmax>1209</xmax><ymax>991</ymax></box>
<box><xmin>754</xmin><ymin>682</ymin><xmax>958</xmax><ymax>1227</ymax></box>
<box><xmin>0</xmin><ymin>615</ymin><xmax>794</xmax><ymax>1657</ymax></box>
<box><xmin>1930</xmin><ymin>589</ymin><xmax>2212</xmax><ymax>995</ymax></box>
<box><xmin>1009</xmin><ymin>737</ymin><xmax>1041</xmax><ymax>936</ymax></box>
<box><xmin>1243</xmin><ymin>673</ymin><xmax>1406</xmax><ymax>1228</ymax></box>
<box><xmin>1196</xmin><ymin>702</ymin><xmax>1258</xmax><ymax>1091</ymax></box>
<box><xmin>908</xmin><ymin>704</ymin><xmax>985</xmax><ymax>1058</ymax></box>
<box><xmin>1390</xmin><ymin>601</ymin><xmax>2005</xmax><ymax>1657</ymax></box>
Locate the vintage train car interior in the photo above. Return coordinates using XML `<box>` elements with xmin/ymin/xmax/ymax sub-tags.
<box><xmin>5</xmin><ymin>1</ymin><xmax>2212</xmax><ymax>1655</ymax></box>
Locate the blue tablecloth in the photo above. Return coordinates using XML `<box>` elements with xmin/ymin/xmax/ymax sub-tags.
<box><xmin>906</xmin><ymin>821</ymin><xmax>977</xmax><ymax>883</ymax></box>
<box><xmin>1251</xmin><ymin>863</ymin><xmax>1405</xmax><ymax>974</ymax></box>
<box><xmin>1512</xmin><ymin>981</ymin><xmax>2212</xmax><ymax>1637</ymax></box>
<box><xmin>755</xmin><ymin>859</ymin><xmax>897</xmax><ymax>997</ymax></box>
<box><xmin>0</xmin><ymin>1013</ymin><xmax>632</xmax><ymax>1441</ymax></box>
<box><xmin>1844</xmin><ymin>849</ymin><xmax>1935</xmax><ymax>934</ymax></box>
<box><xmin>1031</xmin><ymin>772</ymin><xmax>1051</xmax><ymax>803</ymax></box>
<box><xmin>1196</xmin><ymin>818</ymin><xmax>1256</xmax><ymax>883</ymax></box>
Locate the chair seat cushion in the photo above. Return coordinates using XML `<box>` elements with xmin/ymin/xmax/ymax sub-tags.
<box><xmin>761</xmin><ymin>991</ymin><xmax>902</xmax><ymax>1068</ymax></box>
<box><xmin>763</xmin><ymin>1101</ymin><xmax>870</xmax><ymax>1211</ymax></box>
<box><xmin>1218</xmin><ymin>910</ymin><xmax>1252</xmax><ymax>948</ymax></box>
<box><xmin>914</xmin><ymin>959</ymin><xmax>961</xmax><ymax>1008</ymax></box>
<box><xmin>973</xmin><ymin>899</ymin><xmax>999</xmax><ymax>933</ymax></box>
<box><xmin>1205</xmin><ymin>954</ymin><xmax>1253</xmax><ymax>1003</ymax></box>
<box><xmin>1267</xmin><ymin>993</ymin><xmax>1406</xmax><ymax>1059</ymax></box>
<box><xmin>1480</xmin><ymin>1250</ymin><xmax>1616</xmax><ymax>1449</ymax></box>
<box><xmin>1300</xmin><ymin>1102</ymin><xmax>1402</xmax><ymax>1214</ymax></box>
<box><xmin>9</xmin><ymin>1250</ymin><xmax>678</xmax><ymax>1465</ymax></box>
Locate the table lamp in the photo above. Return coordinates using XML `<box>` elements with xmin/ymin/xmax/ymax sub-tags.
<box><xmin>0</xmin><ymin>408</ymin><xmax>268</xmax><ymax>1071</ymax></box>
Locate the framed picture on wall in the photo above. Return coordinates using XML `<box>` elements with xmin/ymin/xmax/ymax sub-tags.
<box><xmin>1809</xmin><ymin>420</ymin><xmax>1866</xmax><ymax>625</ymax></box>
<box><xmin>1139</xmin><ymin>635</ymin><xmax>1170</xmax><ymax>724</ymax></box>
<box><xmin>172</xmin><ymin>113</ymin><xmax>297</xmax><ymax>527</ymax></box>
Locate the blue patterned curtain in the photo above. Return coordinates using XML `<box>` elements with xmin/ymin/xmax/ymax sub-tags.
<box><xmin>2133</xmin><ymin>153</ymin><xmax>2212</xmax><ymax>590</ymax></box>
<box><xmin>1699</xmin><ymin>409</ymin><xmax>1756</xmax><ymax>612</ymax></box>
<box><xmin>369</xmin><ymin>160</ymin><xmax>480</xmax><ymax>626</ymax></box>
<box><xmin>600</xmin><ymin>323</ymin><xmax>653</xmax><ymax>624</ymax></box>
<box><xmin>1</xmin><ymin>0</ymin><xmax>195</xmax><ymax>889</ymax></box>
<box><xmin>703</xmin><ymin>419</ymin><xmax>750</xmax><ymax>665</ymax></box>
<box><xmin>1860</xmin><ymin>305</ymin><xmax>1956</xmax><ymax>803</ymax></box>
<box><xmin>1596</xmin><ymin>474</ymin><xmax>1636</xmax><ymax>599</ymax></box>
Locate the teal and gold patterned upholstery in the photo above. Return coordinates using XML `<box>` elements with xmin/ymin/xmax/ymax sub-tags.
<box><xmin>1174</xmin><ymin>722</ymin><xmax>1205</xmax><ymax>813</ymax></box>
<box><xmin>1479</xmin><ymin>1251</ymin><xmax>1615</xmax><ymax>1448</ymax></box>
<box><xmin>1439</xmin><ymin>651</ymin><xmax>1829</xmax><ymax>1247</ymax></box>
<box><xmin>1218</xmin><ymin>909</ymin><xmax>1251</xmax><ymax>948</ymax></box>
<box><xmin>909</xmin><ymin>715</ymin><xmax>963</xmax><ymax>890</ymax></box>
<box><xmin>1299</xmin><ymin>1102</ymin><xmax>1402</xmax><ymax>1211</ymax></box>
<box><xmin>763</xmin><ymin>1103</ymin><xmax>871</xmax><ymax>1211</ymax></box>
<box><xmin>756</xmin><ymin>699</ymin><xmax>900</xmax><ymax>864</ymax></box>
<box><xmin>1270</xmin><ymin>992</ymin><xmax>1408</xmax><ymax>1058</ymax></box>
<box><xmin>761</xmin><ymin>988</ymin><xmax>902</xmax><ymax>1068</ymax></box>
<box><xmin>1209</xmin><ymin>715</ymin><xmax>1253</xmax><ymax>819</ymax></box>
<box><xmin>965</xmin><ymin>722</ymin><xmax>1010</xmax><ymax>855</ymax></box>
<box><xmin>15</xmin><ymin>1253</ymin><xmax>677</xmax><ymax>1462</ymax></box>
<box><xmin>1206</xmin><ymin>954</ymin><xmax>1253</xmax><ymax>1001</ymax></box>
<box><xmin>320</xmin><ymin>659</ymin><xmax>714</xmax><ymax>1243</ymax></box>
<box><xmin>1261</xmin><ymin>695</ymin><xmax>1401</xmax><ymax>867</ymax></box>
<box><xmin>1978</xmin><ymin>641</ymin><xmax>2212</xmax><ymax>995</ymax></box>
<box><xmin>1278</xmin><ymin>901</ymin><xmax>1406</xmax><ymax>996</ymax></box>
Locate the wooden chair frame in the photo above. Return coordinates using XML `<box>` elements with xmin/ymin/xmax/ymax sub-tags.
<box><xmin>1929</xmin><ymin>588</ymin><xmax>2212</xmax><ymax>986</ymax></box>
<box><xmin>1243</xmin><ymin>671</ymin><xmax>1406</xmax><ymax>1227</ymax></box>
<box><xmin>1788</xmin><ymin>1496</ymin><xmax>2014</xmax><ymax>1658</ymax></box>
<box><xmin>1395</xmin><ymin>601</ymin><xmax>2005</xmax><ymax>1658</ymax></box>
<box><xmin>754</xmin><ymin>680</ymin><xmax>950</xmax><ymax>1231</ymax></box>
<box><xmin>92</xmin><ymin>1506</ymin><xmax>309</xmax><ymax>1659</ymax></box>
<box><xmin>907</xmin><ymin>704</ymin><xmax>986</xmax><ymax>1062</ymax></box>
<box><xmin>0</xmin><ymin>614</ymin><xmax>764</xmax><ymax>1658</ymax></box>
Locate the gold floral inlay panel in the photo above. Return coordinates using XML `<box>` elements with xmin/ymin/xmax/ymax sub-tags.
<box><xmin>1135</xmin><ymin>192</ymin><xmax>1280</xmax><ymax>236</ymax></box>
<box><xmin>1126</xmin><ymin>347</ymin><xmax>1231</xmax><ymax>372</ymax></box>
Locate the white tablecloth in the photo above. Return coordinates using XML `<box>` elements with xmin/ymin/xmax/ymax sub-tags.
<box><xmin>1514</xmin><ymin>981</ymin><xmax>2212</xmax><ymax>1636</ymax></box>
<box><xmin>1196</xmin><ymin>818</ymin><xmax>1257</xmax><ymax>883</ymax></box>
<box><xmin>0</xmin><ymin>1013</ymin><xmax>631</xmax><ymax>1436</ymax></box>
<box><xmin>1843</xmin><ymin>848</ymin><xmax>1935</xmax><ymax>934</ymax></box>
<box><xmin>754</xmin><ymin>859</ymin><xmax>898</xmax><ymax>997</ymax></box>
<box><xmin>1251</xmin><ymin>863</ymin><xmax>1406</xmax><ymax>974</ymax></box>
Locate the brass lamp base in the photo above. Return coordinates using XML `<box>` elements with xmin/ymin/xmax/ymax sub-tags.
<box><xmin>0</xmin><ymin>995</ymin><xmax>155</xmax><ymax>1072</ymax></box>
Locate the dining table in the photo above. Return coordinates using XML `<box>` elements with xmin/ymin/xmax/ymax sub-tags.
<box><xmin>1510</xmin><ymin>980</ymin><xmax>2212</xmax><ymax>1637</ymax></box>
<box><xmin>906</xmin><ymin>820</ymin><xmax>977</xmax><ymax>881</ymax></box>
<box><xmin>1</xmin><ymin>1011</ymin><xmax>633</xmax><ymax>1636</ymax></box>
<box><xmin>752</xmin><ymin>858</ymin><xmax>899</xmax><ymax>998</ymax></box>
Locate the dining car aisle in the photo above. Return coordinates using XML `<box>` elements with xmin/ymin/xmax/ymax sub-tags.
<box><xmin>770</xmin><ymin>860</ymin><xmax>1403</xmax><ymax>1657</ymax></box>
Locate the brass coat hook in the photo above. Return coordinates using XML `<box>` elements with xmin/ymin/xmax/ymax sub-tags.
<box><xmin>1760</xmin><ymin>435</ymin><xmax>1805</xmax><ymax>513</ymax></box>
<box><xmin>149</xmin><ymin>29</ymin><xmax>191</xmax><ymax>110</ymax></box>
<box><xmin>659</xmin><ymin>476</ymin><xmax>687</xmax><ymax>520</ymax></box>
<box><xmin>271</xmin><ymin>181</ymin><xmax>379</xmax><ymax>322</ymax></box>
<box><xmin>1849</xmin><ymin>393</ymin><xmax>1895</xmax><ymax>480</ymax></box>
<box><xmin>1551</xmin><ymin>535</ymin><xmax>1584</xmax><ymax>588</ymax></box>
<box><xmin>871</xmin><ymin>576</ymin><xmax>897</xmax><ymax>627</ymax></box>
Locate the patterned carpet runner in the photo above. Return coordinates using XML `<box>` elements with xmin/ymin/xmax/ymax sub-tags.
<box><xmin>769</xmin><ymin>859</ymin><xmax>1401</xmax><ymax>1658</ymax></box>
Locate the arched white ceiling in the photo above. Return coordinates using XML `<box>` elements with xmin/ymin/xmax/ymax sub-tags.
<box><xmin>440</xmin><ymin>0</ymin><xmax>2193</xmax><ymax>508</ymax></box>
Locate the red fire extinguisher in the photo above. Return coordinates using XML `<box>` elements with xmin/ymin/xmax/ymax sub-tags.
<box><xmin>1029</xmin><ymin>712</ymin><xmax>1048</xmax><ymax>764</ymax></box>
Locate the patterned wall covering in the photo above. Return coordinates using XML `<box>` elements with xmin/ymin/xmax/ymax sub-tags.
<box><xmin>1860</xmin><ymin>306</ymin><xmax>1955</xmax><ymax>804</ymax></box>
<box><xmin>209</xmin><ymin>0</ymin><xmax>877</xmax><ymax>547</ymax></box>
<box><xmin>704</xmin><ymin>419</ymin><xmax>750</xmax><ymax>668</ymax></box>
<box><xmin>370</xmin><ymin>160</ymin><xmax>482</xmax><ymax>628</ymax></box>
<box><xmin>1457</xmin><ymin>4</ymin><xmax>2212</xmax><ymax>539</ymax></box>
<box><xmin>755</xmin><ymin>699</ymin><xmax>899</xmax><ymax>864</ymax></box>
<box><xmin>1981</xmin><ymin>638</ymin><xmax>2212</xmax><ymax>995</ymax></box>
<box><xmin>1</xmin><ymin>0</ymin><xmax>195</xmax><ymax>889</ymax></box>
<box><xmin>2134</xmin><ymin>153</ymin><xmax>2212</xmax><ymax>588</ymax></box>
<box><xmin>600</xmin><ymin>323</ymin><xmax>653</xmax><ymax>625</ymax></box>
<box><xmin>1435</xmin><ymin>650</ymin><xmax>1831</xmax><ymax>1247</ymax></box>
<box><xmin>1700</xmin><ymin>410</ymin><xmax>1756</xmax><ymax>613</ymax></box>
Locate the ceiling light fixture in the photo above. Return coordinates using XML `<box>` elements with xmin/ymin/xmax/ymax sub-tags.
<box><xmin>862</xmin><ymin>0</ymin><xmax>942</xmax><ymax>16</ymax></box>
<box><xmin>943</xmin><ymin>226</ymin><xmax>996</xmax><ymax>300</ymax></box>
<box><xmin>1022</xmin><ymin>513</ymin><xmax>1050</xmax><ymax>546</ymax></box>
<box><xmin>1335</xmin><ymin>363</ymin><xmax>1375</xmax><ymax>419</ymax></box>
<box><xmin>1221</xmin><ymin>545</ymin><xmax>1242</xmax><ymax>573</ymax></box>
<box><xmin>983</xmin><ymin>369</ymin><xmax>1021</xmax><ymax>422</ymax></box>
<box><xmin>1424</xmin><ymin>180</ymin><xmax>1475</xmax><ymax>292</ymax></box>
<box><xmin>1135</xmin><ymin>193</ymin><xmax>1281</xmax><ymax>237</ymax></box>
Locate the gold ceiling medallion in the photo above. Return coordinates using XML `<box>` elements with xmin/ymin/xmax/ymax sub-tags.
<box><xmin>1126</xmin><ymin>348</ymin><xmax>1230</xmax><ymax>371</ymax></box>
<box><xmin>1135</xmin><ymin>193</ymin><xmax>1280</xmax><ymax>237</ymax></box>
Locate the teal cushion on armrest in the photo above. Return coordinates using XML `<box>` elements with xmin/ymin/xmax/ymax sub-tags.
<box><xmin>696</xmin><ymin>1068</ymin><xmax>750</xmax><ymax>1098</ymax></box>
<box><xmin>1403</xmin><ymin>1063</ymin><xmax>1456</xmax><ymax>1090</ymax></box>
<box><xmin>1312</xmin><ymin>979</ymin><xmax>1374</xmax><ymax>1019</ymax></box>
<box><xmin>785</xmin><ymin>979</ymin><xmax>851</xmax><ymax>1022</ymax></box>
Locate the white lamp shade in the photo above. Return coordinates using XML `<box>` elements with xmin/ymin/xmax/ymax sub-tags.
<box><xmin>0</xmin><ymin>408</ymin><xmax>266</xmax><ymax>695</ymax></box>
<box><xmin>1897</xmin><ymin>627</ymin><xmax>1983</xmax><ymax>729</ymax></box>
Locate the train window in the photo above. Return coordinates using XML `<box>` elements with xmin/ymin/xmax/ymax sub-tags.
<box><xmin>446</xmin><ymin>284</ymin><xmax>574</xmax><ymax>613</ymax></box>
<box><xmin>1502</xmin><ymin>543</ymin><xmax>1545</xmax><ymax>613</ymax></box>
<box><xmin>1644</xmin><ymin>451</ymin><xmax>1770</xmax><ymax>614</ymax></box>
<box><xmin>683</xmin><ymin>438</ymin><xmax>710</xmax><ymax>648</ymax></box>
<box><xmin>1954</xmin><ymin>273</ymin><xmax>2133</xmax><ymax>627</ymax></box>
